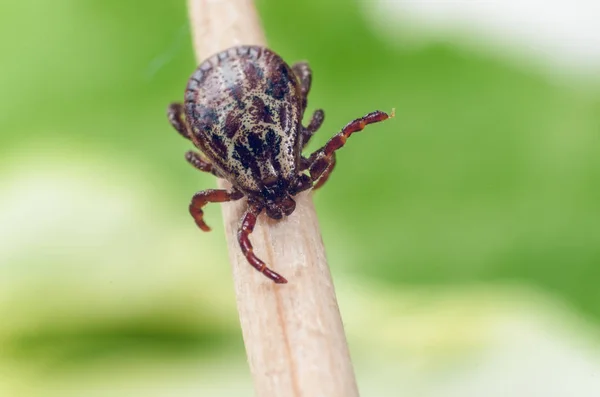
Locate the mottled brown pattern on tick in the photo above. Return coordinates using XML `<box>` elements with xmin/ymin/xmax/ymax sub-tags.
<box><xmin>224</xmin><ymin>112</ymin><xmax>242</xmax><ymax>139</ymax></box>
<box><xmin>250</xmin><ymin>96</ymin><xmax>274</xmax><ymax>124</ymax></box>
<box><xmin>243</xmin><ymin>62</ymin><xmax>263</xmax><ymax>90</ymax></box>
<box><xmin>184</xmin><ymin>46</ymin><xmax>302</xmax><ymax>195</ymax></box>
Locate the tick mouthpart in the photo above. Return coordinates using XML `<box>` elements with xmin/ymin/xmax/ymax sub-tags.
<box><xmin>264</xmin><ymin>195</ymin><xmax>296</xmax><ymax>220</ymax></box>
<box><xmin>261</xmin><ymin>177</ymin><xmax>288</xmax><ymax>201</ymax></box>
<box><xmin>265</xmin><ymin>205</ymin><xmax>284</xmax><ymax>220</ymax></box>
<box><xmin>281</xmin><ymin>196</ymin><xmax>296</xmax><ymax>216</ymax></box>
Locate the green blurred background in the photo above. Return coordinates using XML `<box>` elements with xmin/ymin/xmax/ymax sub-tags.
<box><xmin>2</xmin><ymin>0</ymin><xmax>600</xmax><ymax>396</ymax></box>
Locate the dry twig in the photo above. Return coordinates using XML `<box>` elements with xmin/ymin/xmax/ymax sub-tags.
<box><xmin>186</xmin><ymin>1</ymin><xmax>360</xmax><ymax>396</ymax></box>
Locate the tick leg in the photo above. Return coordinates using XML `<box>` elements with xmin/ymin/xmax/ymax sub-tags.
<box><xmin>185</xmin><ymin>150</ymin><xmax>221</xmax><ymax>177</ymax></box>
<box><xmin>300</xmin><ymin>156</ymin><xmax>310</xmax><ymax>172</ymax></box>
<box><xmin>292</xmin><ymin>61</ymin><xmax>325</xmax><ymax>149</ymax></box>
<box><xmin>292</xmin><ymin>61</ymin><xmax>312</xmax><ymax>111</ymax></box>
<box><xmin>307</xmin><ymin>110</ymin><xmax>393</xmax><ymax>183</ymax></box>
<box><xmin>312</xmin><ymin>153</ymin><xmax>336</xmax><ymax>190</ymax></box>
<box><xmin>238</xmin><ymin>204</ymin><xmax>288</xmax><ymax>284</ymax></box>
<box><xmin>189</xmin><ymin>189</ymin><xmax>243</xmax><ymax>232</ymax></box>
<box><xmin>290</xmin><ymin>173</ymin><xmax>312</xmax><ymax>195</ymax></box>
<box><xmin>301</xmin><ymin>109</ymin><xmax>325</xmax><ymax>149</ymax></box>
<box><xmin>167</xmin><ymin>102</ymin><xmax>192</xmax><ymax>140</ymax></box>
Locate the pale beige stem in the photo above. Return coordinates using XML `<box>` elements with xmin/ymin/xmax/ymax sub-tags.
<box><xmin>186</xmin><ymin>1</ymin><xmax>359</xmax><ymax>396</ymax></box>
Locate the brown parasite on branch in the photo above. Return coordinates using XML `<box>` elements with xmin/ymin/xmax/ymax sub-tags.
<box><xmin>167</xmin><ymin>45</ymin><xmax>393</xmax><ymax>284</ymax></box>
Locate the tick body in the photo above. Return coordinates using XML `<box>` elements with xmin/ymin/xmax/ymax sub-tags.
<box><xmin>167</xmin><ymin>45</ymin><xmax>392</xmax><ymax>284</ymax></box>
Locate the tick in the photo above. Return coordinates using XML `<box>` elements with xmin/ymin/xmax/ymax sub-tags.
<box><xmin>167</xmin><ymin>45</ymin><xmax>392</xmax><ymax>284</ymax></box>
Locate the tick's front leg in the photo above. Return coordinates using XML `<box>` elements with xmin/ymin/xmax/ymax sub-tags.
<box><xmin>312</xmin><ymin>153</ymin><xmax>336</xmax><ymax>190</ymax></box>
<box><xmin>238</xmin><ymin>204</ymin><xmax>287</xmax><ymax>284</ymax></box>
<box><xmin>307</xmin><ymin>110</ymin><xmax>393</xmax><ymax>186</ymax></box>
<box><xmin>189</xmin><ymin>189</ymin><xmax>243</xmax><ymax>232</ymax></box>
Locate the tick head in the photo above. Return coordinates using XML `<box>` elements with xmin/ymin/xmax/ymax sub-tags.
<box><xmin>265</xmin><ymin>195</ymin><xmax>296</xmax><ymax>220</ymax></box>
<box><xmin>258</xmin><ymin>169</ymin><xmax>296</xmax><ymax>219</ymax></box>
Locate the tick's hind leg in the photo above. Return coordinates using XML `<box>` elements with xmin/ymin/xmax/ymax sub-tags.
<box><xmin>238</xmin><ymin>204</ymin><xmax>287</xmax><ymax>284</ymax></box>
<box><xmin>189</xmin><ymin>189</ymin><xmax>243</xmax><ymax>232</ymax></box>
<box><xmin>307</xmin><ymin>110</ymin><xmax>393</xmax><ymax>186</ymax></box>
<box><xmin>167</xmin><ymin>103</ymin><xmax>192</xmax><ymax>140</ymax></box>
